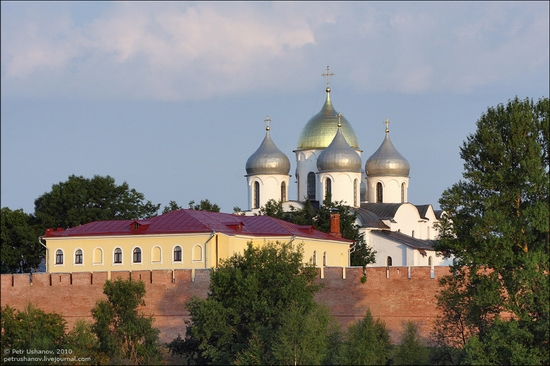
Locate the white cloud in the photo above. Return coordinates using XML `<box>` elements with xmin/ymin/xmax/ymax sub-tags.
<box><xmin>1</xmin><ymin>2</ymin><xmax>548</xmax><ymax>100</ymax></box>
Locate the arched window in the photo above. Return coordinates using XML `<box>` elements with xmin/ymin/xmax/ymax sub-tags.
<box><xmin>74</xmin><ymin>249</ymin><xmax>83</xmax><ymax>264</ymax></box>
<box><xmin>253</xmin><ymin>181</ymin><xmax>260</xmax><ymax>209</ymax></box>
<box><xmin>401</xmin><ymin>182</ymin><xmax>406</xmax><ymax>203</ymax></box>
<box><xmin>173</xmin><ymin>246</ymin><xmax>182</xmax><ymax>262</ymax></box>
<box><xmin>325</xmin><ymin>178</ymin><xmax>332</xmax><ymax>199</ymax></box>
<box><xmin>313</xmin><ymin>251</ymin><xmax>317</xmax><ymax>266</ymax></box>
<box><xmin>412</xmin><ymin>230</ymin><xmax>415</xmax><ymax>238</ymax></box>
<box><xmin>114</xmin><ymin>248</ymin><xmax>122</xmax><ymax>264</ymax></box>
<box><xmin>386</xmin><ymin>256</ymin><xmax>393</xmax><ymax>267</ymax></box>
<box><xmin>323</xmin><ymin>252</ymin><xmax>327</xmax><ymax>266</ymax></box>
<box><xmin>55</xmin><ymin>249</ymin><xmax>64</xmax><ymax>265</ymax></box>
<box><xmin>133</xmin><ymin>248</ymin><xmax>142</xmax><ymax>263</ymax></box>
<box><xmin>376</xmin><ymin>182</ymin><xmax>383</xmax><ymax>203</ymax></box>
<box><xmin>354</xmin><ymin>179</ymin><xmax>358</xmax><ymax>206</ymax></box>
<box><xmin>428</xmin><ymin>256</ymin><xmax>433</xmax><ymax>266</ymax></box>
<box><xmin>281</xmin><ymin>181</ymin><xmax>287</xmax><ymax>202</ymax></box>
<box><xmin>307</xmin><ymin>172</ymin><xmax>316</xmax><ymax>200</ymax></box>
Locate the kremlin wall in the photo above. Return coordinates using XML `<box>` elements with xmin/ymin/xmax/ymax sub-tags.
<box><xmin>0</xmin><ymin>265</ymin><xmax>448</xmax><ymax>344</ymax></box>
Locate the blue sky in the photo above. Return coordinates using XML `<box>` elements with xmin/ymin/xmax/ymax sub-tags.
<box><xmin>1</xmin><ymin>1</ymin><xmax>548</xmax><ymax>214</ymax></box>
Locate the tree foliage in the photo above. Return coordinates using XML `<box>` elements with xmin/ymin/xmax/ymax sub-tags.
<box><xmin>188</xmin><ymin>199</ymin><xmax>221</xmax><ymax>212</ymax></box>
<box><xmin>1</xmin><ymin>303</ymin><xmax>67</xmax><ymax>353</ymax></box>
<box><xmin>433</xmin><ymin>97</ymin><xmax>549</xmax><ymax>363</ymax></box>
<box><xmin>91</xmin><ymin>278</ymin><xmax>161</xmax><ymax>365</ymax></box>
<box><xmin>1</xmin><ymin>207</ymin><xmax>42</xmax><ymax>273</ymax></box>
<box><xmin>393</xmin><ymin>321</ymin><xmax>429</xmax><ymax>365</ymax></box>
<box><xmin>259</xmin><ymin>198</ymin><xmax>376</xmax><ymax>268</ymax></box>
<box><xmin>343</xmin><ymin>309</ymin><xmax>390</xmax><ymax>365</ymax></box>
<box><xmin>169</xmin><ymin>241</ymin><xmax>339</xmax><ymax>365</ymax></box>
<box><xmin>33</xmin><ymin>175</ymin><xmax>160</xmax><ymax>230</ymax></box>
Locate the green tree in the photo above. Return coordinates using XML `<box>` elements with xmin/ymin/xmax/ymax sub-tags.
<box><xmin>170</xmin><ymin>241</ymin><xmax>335</xmax><ymax>365</ymax></box>
<box><xmin>393</xmin><ymin>321</ymin><xmax>429</xmax><ymax>365</ymax></box>
<box><xmin>91</xmin><ymin>278</ymin><xmax>161</xmax><ymax>365</ymax></box>
<box><xmin>62</xmin><ymin>319</ymin><xmax>104</xmax><ymax>365</ymax></box>
<box><xmin>343</xmin><ymin>309</ymin><xmax>390</xmax><ymax>365</ymax></box>
<box><xmin>162</xmin><ymin>200</ymin><xmax>182</xmax><ymax>214</ymax></box>
<box><xmin>33</xmin><ymin>175</ymin><xmax>160</xmax><ymax>230</ymax></box>
<box><xmin>188</xmin><ymin>199</ymin><xmax>221</xmax><ymax>212</ymax></box>
<box><xmin>433</xmin><ymin>97</ymin><xmax>549</xmax><ymax>363</ymax></box>
<box><xmin>1</xmin><ymin>303</ymin><xmax>66</xmax><ymax>354</ymax></box>
<box><xmin>259</xmin><ymin>198</ymin><xmax>376</xmax><ymax>269</ymax></box>
<box><xmin>1</xmin><ymin>207</ymin><xmax>42</xmax><ymax>273</ymax></box>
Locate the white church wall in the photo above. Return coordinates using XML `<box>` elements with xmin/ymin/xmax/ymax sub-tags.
<box><xmin>246</xmin><ymin>174</ymin><xmax>290</xmax><ymax>210</ymax></box>
<box><xmin>317</xmin><ymin>172</ymin><xmax>362</xmax><ymax>207</ymax></box>
<box><xmin>366</xmin><ymin>177</ymin><xmax>409</xmax><ymax>203</ymax></box>
<box><xmin>295</xmin><ymin>149</ymin><xmax>321</xmax><ymax>201</ymax></box>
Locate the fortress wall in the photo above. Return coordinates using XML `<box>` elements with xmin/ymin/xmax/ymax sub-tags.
<box><xmin>1</xmin><ymin>266</ymin><xmax>451</xmax><ymax>344</ymax></box>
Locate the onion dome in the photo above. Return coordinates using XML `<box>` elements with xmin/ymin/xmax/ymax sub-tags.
<box><xmin>317</xmin><ymin>124</ymin><xmax>362</xmax><ymax>172</ymax></box>
<box><xmin>296</xmin><ymin>88</ymin><xmax>359</xmax><ymax>150</ymax></box>
<box><xmin>246</xmin><ymin>122</ymin><xmax>290</xmax><ymax>176</ymax></box>
<box><xmin>366</xmin><ymin>128</ymin><xmax>410</xmax><ymax>177</ymax></box>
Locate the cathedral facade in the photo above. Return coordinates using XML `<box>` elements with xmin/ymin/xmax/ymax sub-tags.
<box><xmin>244</xmin><ymin>68</ymin><xmax>453</xmax><ymax>268</ymax></box>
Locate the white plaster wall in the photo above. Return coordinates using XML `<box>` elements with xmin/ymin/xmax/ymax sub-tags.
<box><xmin>295</xmin><ymin>149</ymin><xmax>321</xmax><ymax>201</ymax></box>
<box><xmin>366</xmin><ymin>176</ymin><xmax>409</xmax><ymax>203</ymax></box>
<box><xmin>246</xmin><ymin>174</ymin><xmax>290</xmax><ymax>210</ymax></box>
<box><xmin>317</xmin><ymin>172</ymin><xmax>362</xmax><ymax>207</ymax></box>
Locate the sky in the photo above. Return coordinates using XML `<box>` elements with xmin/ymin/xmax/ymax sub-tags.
<box><xmin>1</xmin><ymin>1</ymin><xmax>548</xmax><ymax>215</ymax></box>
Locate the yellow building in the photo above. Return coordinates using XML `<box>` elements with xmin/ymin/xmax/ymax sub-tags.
<box><xmin>42</xmin><ymin>209</ymin><xmax>351</xmax><ymax>277</ymax></box>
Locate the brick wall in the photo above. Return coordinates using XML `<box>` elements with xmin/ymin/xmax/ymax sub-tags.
<box><xmin>0</xmin><ymin>266</ymin><xmax>450</xmax><ymax>343</ymax></box>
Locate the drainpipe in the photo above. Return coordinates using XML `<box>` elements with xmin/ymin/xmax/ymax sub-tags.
<box><xmin>38</xmin><ymin>236</ymin><xmax>48</xmax><ymax>273</ymax></box>
<box><xmin>204</xmin><ymin>231</ymin><xmax>216</xmax><ymax>268</ymax></box>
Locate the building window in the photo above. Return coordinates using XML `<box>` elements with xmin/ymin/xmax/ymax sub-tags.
<box><xmin>55</xmin><ymin>250</ymin><xmax>63</xmax><ymax>265</ymax></box>
<box><xmin>386</xmin><ymin>256</ymin><xmax>393</xmax><ymax>267</ymax></box>
<box><xmin>428</xmin><ymin>256</ymin><xmax>433</xmax><ymax>266</ymax></box>
<box><xmin>401</xmin><ymin>182</ymin><xmax>406</xmax><ymax>203</ymax></box>
<box><xmin>323</xmin><ymin>252</ymin><xmax>327</xmax><ymax>266</ymax></box>
<box><xmin>376</xmin><ymin>182</ymin><xmax>383</xmax><ymax>203</ymax></box>
<box><xmin>133</xmin><ymin>248</ymin><xmax>142</xmax><ymax>263</ymax></box>
<box><xmin>307</xmin><ymin>172</ymin><xmax>316</xmax><ymax>200</ymax></box>
<box><xmin>281</xmin><ymin>181</ymin><xmax>287</xmax><ymax>202</ymax></box>
<box><xmin>253</xmin><ymin>181</ymin><xmax>260</xmax><ymax>209</ymax></box>
<box><xmin>114</xmin><ymin>248</ymin><xmax>122</xmax><ymax>264</ymax></box>
<box><xmin>174</xmin><ymin>246</ymin><xmax>182</xmax><ymax>262</ymax></box>
<box><xmin>75</xmin><ymin>249</ymin><xmax>83</xmax><ymax>264</ymax></box>
<box><xmin>313</xmin><ymin>251</ymin><xmax>317</xmax><ymax>266</ymax></box>
<box><xmin>412</xmin><ymin>230</ymin><xmax>415</xmax><ymax>238</ymax></box>
<box><xmin>325</xmin><ymin>178</ymin><xmax>332</xmax><ymax>199</ymax></box>
<box><xmin>354</xmin><ymin>179</ymin><xmax>358</xmax><ymax>206</ymax></box>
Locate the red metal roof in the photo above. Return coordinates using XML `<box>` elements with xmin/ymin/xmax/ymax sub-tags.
<box><xmin>44</xmin><ymin>209</ymin><xmax>352</xmax><ymax>243</ymax></box>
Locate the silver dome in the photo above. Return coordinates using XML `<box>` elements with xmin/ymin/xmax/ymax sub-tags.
<box><xmin>317</xmin><ymin>128</ymin><xmax>362</xmax><ymax>172</ymax></box>
<box><xmin>246</xmin><ymin>130</ymin><xmax>290</xmax><ymax>175</ymax></box>
<box><xmin>366</xmin><ymin>132</ymin><xmax>410</xmax><ymax>177</ymax></box>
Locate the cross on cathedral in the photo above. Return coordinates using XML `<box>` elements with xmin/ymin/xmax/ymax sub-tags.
<box><xmin>384</xmin><ymin>117</ymin><xmax>391</xmax><ymax>133</ymax></box>
<box><xmin>264</xmin><ymin>115</ymin><xmax>271</xmax><ymax>131</ymax></box>
<box><xmin>322</xmin><ymin>66</ymin><xmax>334</xmax><ymax>88</ymax></box>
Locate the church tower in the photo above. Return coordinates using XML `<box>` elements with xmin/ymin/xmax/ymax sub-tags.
<box><xmin>245</xmin><ymin>117</ymin><xmax>291</xmax><ymax>211</ymax></box>
<box><xmin>316</xmin><ymin>117</ymin><xmax>363</xmax><ymax>207</ymax></box>
<box><xmin>294</xmin><ymin>67</ymin><xmax>361</xmax><ymax>203</ymax></box>
<box><xmin>365</xmin><ymin>119</ymin><xmax>410</xmax><ymax>203</ymax></box>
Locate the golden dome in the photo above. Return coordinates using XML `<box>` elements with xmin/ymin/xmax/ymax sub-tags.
<box><xmin>296</xmin><ymin>90</ymin><xmax>359</xmax><ymax>150</ymax></box>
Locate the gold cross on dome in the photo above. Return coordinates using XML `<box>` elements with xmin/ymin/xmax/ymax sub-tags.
<box><xmin>264</xmin><ymin>116</ymin><xmax>271</xmax><ymax>131</ymax></box>
<box><xmin>322</xmin><ymin>66</ymin><xmax>334</xmax><ymax>88</ymax></box>
<box><xmin>337</xmin><ymin>112</ymin><xmax>343</xmax><ymax>128</ymax></box>
<box><xmin>384</xmin><ymin>117</ymin><xmax>390</xmax><ymax>133</ymax></box>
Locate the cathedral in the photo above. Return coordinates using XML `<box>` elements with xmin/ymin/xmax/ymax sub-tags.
<box><xmin>244</xmin><ymin>67</ymin><xmax>453</xmax><ymax>268</ymax></box>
